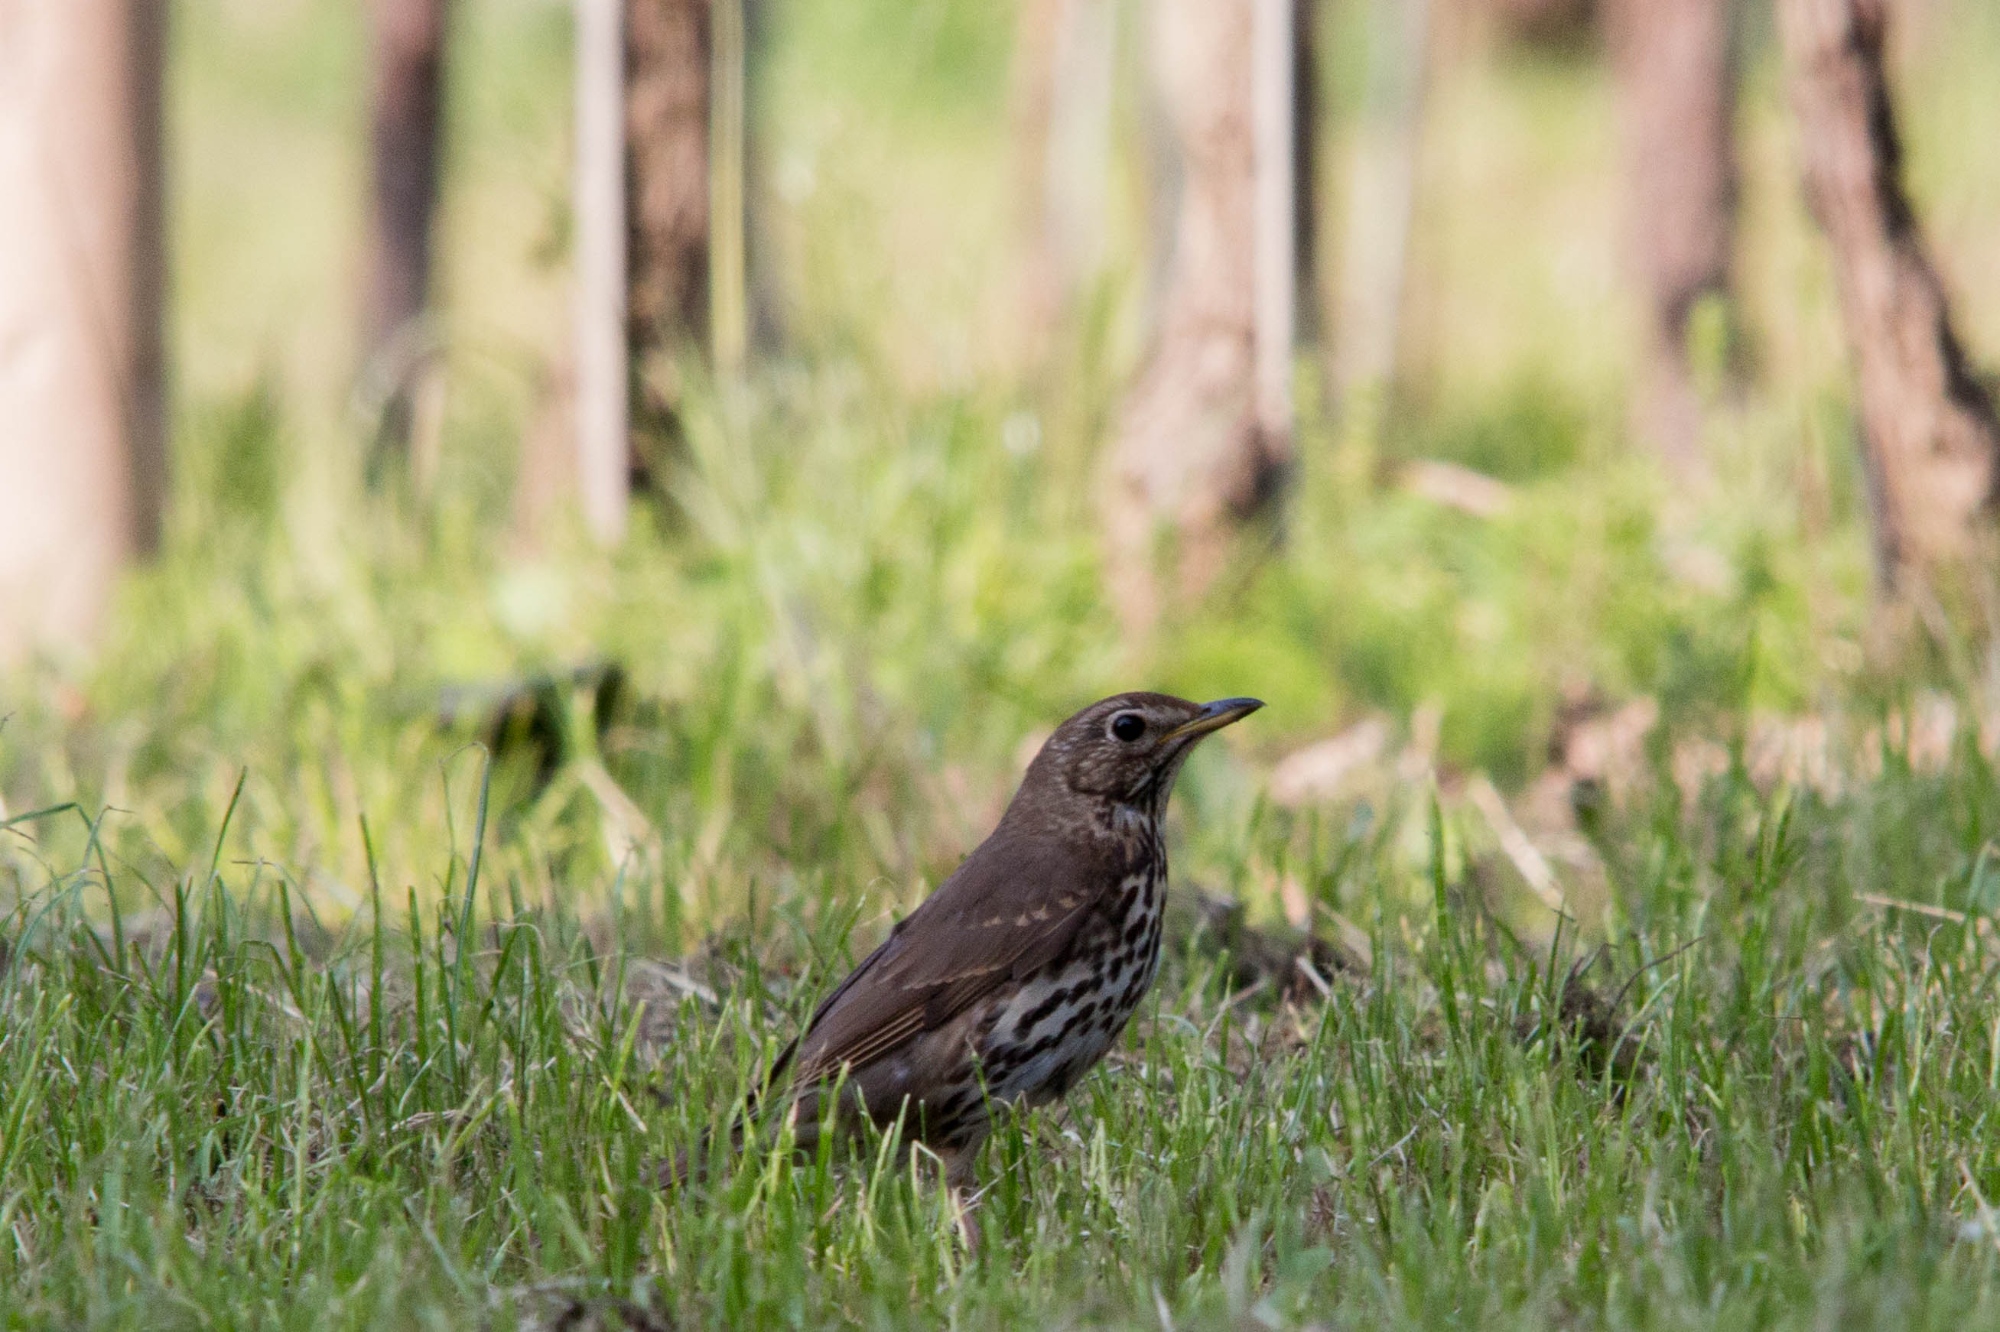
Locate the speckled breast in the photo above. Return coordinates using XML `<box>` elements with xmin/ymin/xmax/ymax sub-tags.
<box><xmin>969</xmin><ymin>855</ymin><xmax>1168</xmax><ymax>1110</ymax></box>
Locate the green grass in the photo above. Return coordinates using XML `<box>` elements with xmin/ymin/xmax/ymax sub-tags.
<box><xmin>9</xmin><ymin>744</ymin><xmax>2000</xmax><ymax>1327</ymax></box>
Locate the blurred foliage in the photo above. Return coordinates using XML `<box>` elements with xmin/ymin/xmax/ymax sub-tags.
<box><xmin>2</xmin><ymin>0</ymin><xmax>1996</xmax><ymax>925</ymax></box>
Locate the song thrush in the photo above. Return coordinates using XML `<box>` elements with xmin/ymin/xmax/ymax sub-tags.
<box><xmin>673</xmin><ymin>691</ymin><xmax>1262</xmax><ymax>1219</ymax></box>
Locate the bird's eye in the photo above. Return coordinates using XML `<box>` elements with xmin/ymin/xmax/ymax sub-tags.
<box><xmin>1110</xmin><ymin>713</ymin><xmax>1146</xmax><ymax>743</ymax></box>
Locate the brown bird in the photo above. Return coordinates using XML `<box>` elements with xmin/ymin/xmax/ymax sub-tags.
<box><xmin>673</xmin><ymin>691</ymin><xmax>1262</xmax><ymax>1226</ymax></box>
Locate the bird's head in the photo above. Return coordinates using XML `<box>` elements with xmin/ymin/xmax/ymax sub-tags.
<box><xmin>1012</xmin><ymin>691</ymin><xmax>1264</xmax><ymax>821</ymax></box>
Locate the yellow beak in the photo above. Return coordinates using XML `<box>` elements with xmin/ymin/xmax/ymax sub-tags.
<box><xmin>1163</xmin><ymin>697</ymin><xmax>1265</xmax><ymax>744</ymax></box>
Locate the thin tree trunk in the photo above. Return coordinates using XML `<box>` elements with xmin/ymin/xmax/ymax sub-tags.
<box><xmin>742</xmin><ymin>0</ymin><xmax>782</xmax><ymax>356</ymax></box>
<box><xmin>1607</xmin><ymin>0</ymin><xmax>1739</xmax><ymax>473</ymax></box>
<box><xmin>623</xmin><ymin>0</ymin><xmax>715</xmax><ymax>490</ymax></box>
<box><xmin>1252</xmin><ymin>0</ymin><xmax>1297</xmax><ymax>449</ymax></box>
<box><xmin>1107</xmin><ymin>0</ymin><xmax>1294</xmax><ymax>627</ymax></box>
<box><xmin>0</xmin><ymin>0</ymin><xmax>167</xmax><ymax>660</ymax></box>
<box><xmin>1291</xmin><ymin>0</ymin><xmax>1320</xmax><ymax>352</ymax></box>
<box><xmin>362</xmin><ymin>0</ymin><xmax>450</xmax><ymax>470</ymax></box>
<box><xmin>577</xmin><ymin>0</ymin><xmax>630</xmax><ymax>544</ymax></box>
<box><xmin>1777</xmin><ymin>0</ymin><xmax>2000</xmax><ymax>593</ymax></box>
<box><xmin>626</xmin><ymin>0</ymin><xmax>711</xmax><ymax>365</ymax></box>
<box><xmin>709</xmin><ymin>0</ymin><xmax>747</xmax><ymax>376</ymax></box>
<box><xmin>1484</xmin><ymin>0</ymin><xmax>1595</xmax><ymax>48</ymax></box>
<box><xmin>129</xmin><ymin>0</ymin><xmax>168</xmax><ymax>557</ymax></box>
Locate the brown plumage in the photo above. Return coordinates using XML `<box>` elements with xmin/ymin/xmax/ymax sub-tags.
<box><xmin>668</xmin><ymin>691</ymin><xmax>1262</xmax><ymax>1222</ymax></box>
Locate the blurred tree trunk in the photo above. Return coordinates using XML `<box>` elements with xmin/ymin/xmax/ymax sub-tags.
<box><xmin>362</xmin><ymin>0</ymin><xmax>450</xmax><ymax>475</ymax></box>
<box><xmin>741</xmin><ymin>0</ymin><xmax>783</xmax><ymax>357</ymax></box>
<box><xmin>708</xmin><ymin>0</ymin><xmax>748</xmax><ymax>376</ymax></box>
<box><xmin>576</xmin><ymin>0</ymin><xmax>630</xmax><ymax>543</ymax></box>
<box><xmin>1251</xmin><ymin>0</ymin><xmax>1298</xmax><ymax>451</ymax></box>
<box><xmin>1290</xmin><ymin>0</ymin><xmax>1320</xmax><ymax>352</ymax></box>
<box><xmin>627</xmin><ymin>0</ymin><xmax>710</xmax><ymax>363</ymax></box>
<box><xmin>625</xmin><ymin>0</ymin><xmax>750</xmax><ymax>489</ymax></box>
<box><xmin>566</xmin><ymin>0</ymin><xmax>738</xmax><ymax>544</ymax></box>
<box><xmin>1778</xmin><ymin>0</ymin><xmax>2000</xmax><ymax>600</ymax></box>
<box><xmin>1607</xmin><ymin>0</ymin><xmax>1739</xmax><ymax>473</ymax></box>
<box><xmin>0</xmin><ymin>0</ymin><xmax>167</xmax><ymax>661</ymax></box>
<box><xmin>1107</xmin><ymin>0</ymin><xmax>1296</xmax><ymax>628</ymax></box>
<box><xmin>1483</xmin><ymin>0</ymin><xmax>1595</xmax><ymax>48</ymax></box>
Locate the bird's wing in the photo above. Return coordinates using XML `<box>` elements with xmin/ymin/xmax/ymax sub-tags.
<box><xmin>780</xmin><ymin>830</ymin><xmax>1111</xmax><ymax>1091</ymax></box>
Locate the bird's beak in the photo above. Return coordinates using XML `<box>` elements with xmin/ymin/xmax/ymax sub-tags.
<box><xmin>1164</xmin><ymin>697</ymin><xmax>1265</xmax><ymax>745</ymax></box>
